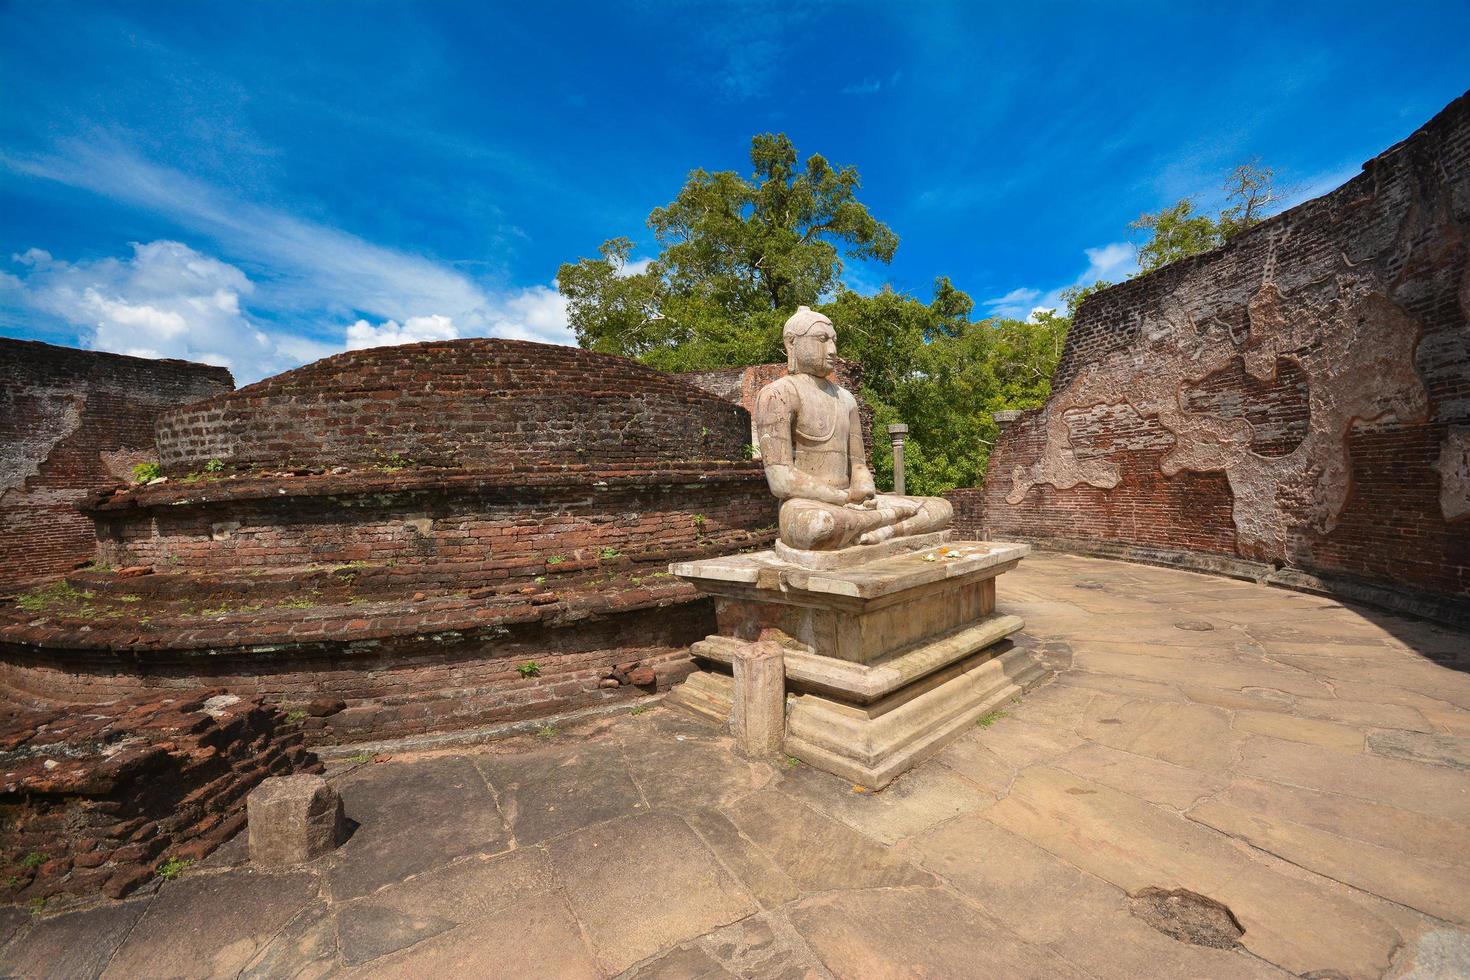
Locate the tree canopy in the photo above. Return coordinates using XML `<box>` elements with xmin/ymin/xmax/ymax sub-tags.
<box><xmin>1130</xmin><ymin>160</ymin><xmax>1280</xmax><ymax>273</ymax></box>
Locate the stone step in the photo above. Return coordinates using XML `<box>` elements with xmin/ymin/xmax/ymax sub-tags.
<box><xmin>663</xmin><ymin>671</ymin><xmax>734</xmax><ymax>727</ymax></box>
<box><xmin>692</xmin><ymin>613</ymin><xmax>1025</xmax><ymax>703</ymax></box>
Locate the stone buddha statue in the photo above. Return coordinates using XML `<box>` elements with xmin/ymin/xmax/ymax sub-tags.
<box><xmin>755</xmin><ymin>306</ymin><xmax>953</xmax><ymax>552</ymax></box>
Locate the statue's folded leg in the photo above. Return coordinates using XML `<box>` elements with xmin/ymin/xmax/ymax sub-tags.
<box><xmin>780</xmin><ymin>498</ymin><xmax>920</xmax><ymax>550</ymax></box>
<box><xmin>857</xmin><ymin>495</ymin><xmax>954</xmax><ymax>545</ymax></box>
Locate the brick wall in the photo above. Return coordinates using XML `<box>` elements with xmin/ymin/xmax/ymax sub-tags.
<box><xmin>88</xmin><ymin>465</ymin><xmax>775</xmax><ymax>586</ymax></box>
<box><xmin>0</xmin><ymin>340</ymin><xmax>232</xmax><ymax>589</ymax></box>
<box><xmin>962</xmin><ymin>92</ymin><xmax>1470</xmax><ymax>616</ymax></box>
<box><xmin>680</xmin><ymin>358</ymin><xmax>874</xmax><ymax>467</ymax></box>
<box><xmin>157</xmin><ymin>338</ymin><xmax>750</xmax><ymax>473</ymax></box>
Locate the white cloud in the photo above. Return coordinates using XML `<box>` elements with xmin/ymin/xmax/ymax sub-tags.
<box><xmin>615</xmin><ymin>257</ymin><xmax>653</xmax><ymax>278</ymax></box>
<box><xmin>983</xmin><ymin>241</ymin><xmax>1138</xmax><ymax>321</ymax></box>
<box><xmin>2</xmin><ymin>142</ymin><xmax>577</xmax><ymax>371</ymax></box>
<box><xmin>346</xmin><ymin>313</ymin><xmax>460</xmax><ymax>351</ymax></box>
<box><xmin>2</xmin><ymin>240</ymin><xmax>317</xmax><ymax>375</ymax></box>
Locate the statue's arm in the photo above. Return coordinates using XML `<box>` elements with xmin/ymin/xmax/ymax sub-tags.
<box><xmin>846</xmin><ymin>398</ymin><xmax>876</xmax><ymax>502</ymax></box>
<box><xmin>756</xmin><ymin>384</ymin><xmax>847</xmax><ymax>506</ymax></box>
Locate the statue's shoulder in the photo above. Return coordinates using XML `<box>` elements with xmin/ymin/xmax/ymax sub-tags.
<box><xmin>756</xmin><ymin>374</ymin><xmax>802</xmax><ymax>414</ymax></box>
<box><xmin>834</xmin><ymin>383</ymin><xmax>859</xmax><ymax>410</ymax></box>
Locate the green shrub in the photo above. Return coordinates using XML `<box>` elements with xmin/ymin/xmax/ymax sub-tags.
<box><xmin>131</xmin><ymin>461</ymin><xmax>162</xmax><ymax>483</ymax></box>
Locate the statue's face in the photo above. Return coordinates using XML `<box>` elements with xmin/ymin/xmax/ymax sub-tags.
<box><xmin>787</xmin><ymin>321</ymin><xmax>838</xmax><ymax>376</ymax></box>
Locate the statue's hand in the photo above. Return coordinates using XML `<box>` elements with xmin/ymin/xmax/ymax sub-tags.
<box><xmin>846</xmin><ymin>485</ymin><xmax>875</xmax><ymax>505</ymax></box>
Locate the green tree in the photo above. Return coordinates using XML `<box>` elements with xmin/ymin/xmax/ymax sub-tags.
<box><xmin>1130</xmin><ymin>160</ymin><xmax>1278</xmax><ymax>273</ymax></box>
<box><xmin>558</xmin><ymin>133</ymin><xmax>898</xmax><ymax>373</ymax></box>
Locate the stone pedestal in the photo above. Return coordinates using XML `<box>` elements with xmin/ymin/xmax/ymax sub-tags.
<box><xmin>667</xmin><ymin>538</ymin><xmax>1043</xmax><ymax>787</ymax></box>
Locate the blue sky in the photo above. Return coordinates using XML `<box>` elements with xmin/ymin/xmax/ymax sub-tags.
<box><xmin>2</xmin><ymin>1</ymin><xmax>1467</xmax><ymax>382</ymax></box>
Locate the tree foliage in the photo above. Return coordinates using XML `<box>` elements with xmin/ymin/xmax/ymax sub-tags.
<box><xmin>1130</xmin><ymin>160</ymin><xmax>1279</xmax><ymax>273</ymax></box>
<box><xmin>558</xmin><ymin>133</ymin><xmax>1073</xmax><ymax>494</ymax></box>
<box><xmin>558</xmin><ymin>134</ymin><xmax>898</xmax><ymax>374</ymax></box>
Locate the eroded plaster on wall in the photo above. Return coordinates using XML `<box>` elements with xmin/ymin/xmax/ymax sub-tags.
<box><xmin>0</xmin><ymin>388</ymin><xmax>83</xmax><ymax>496</ymax></box>
<box><xmin>1437</xmin><ymin>426</ymin><xmax>1470</xmax><ymax>522</ymax></box>
<box><xmin>1007</xmin><ymin>277</ymin><xmax>1428</xmax><ymax>562</ymax></box>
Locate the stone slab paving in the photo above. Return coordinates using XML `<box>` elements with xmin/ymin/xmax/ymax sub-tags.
<box><xmin>3</xmin><ymin>552</ymin><xmax>1469</xmax><ymax>979</ymax></box>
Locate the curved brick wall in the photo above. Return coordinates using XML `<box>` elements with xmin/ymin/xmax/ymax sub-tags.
<box><xmin>156</xmin><ymin>338</ymin><xmax>752</xmax><ymax>472</ymax></box>
<box><xmin>86</xmin><ymin>464</ymin><xmax>774</xmax><ymax>588</ymax></box>
<box><xmin>2</xmin><ymin>338</ymin><xmax>781</xmax><ymax>744</ymax></box>
<box><xmin>958</xmin><ymin>92</ymin><xmax>1470</xmax><ymax>622</ymax></box>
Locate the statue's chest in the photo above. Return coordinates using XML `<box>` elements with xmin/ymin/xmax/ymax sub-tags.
<box><xmin>793</xmin><ymin>392</ymin><xmax>847</xmax><ymax>448</ymax></box>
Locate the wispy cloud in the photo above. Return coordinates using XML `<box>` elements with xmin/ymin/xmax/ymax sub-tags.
<box><xmin>2</xmin><ymin>241</ymin><xmax>337</xmax><ymax>377</ymax></box>
<box><xmin>983</xmin><ymin>242</ymin><xmax>1137</xmax><ymax>321</ymax></box>
<box><xmin>2</xmin><ymin>139</ymin><xmax>576</xmax><ymax>379</ymax></box>
<box><xmin>840</xmin><ymin>71</ymin><xmax>902</xmax><ymax>97</ymax></box>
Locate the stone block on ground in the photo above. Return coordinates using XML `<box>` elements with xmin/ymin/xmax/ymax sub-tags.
<box><xmin>247</xmin><ymin>774</ymin><xmax>347</xmax><ymax>868</ymax></box>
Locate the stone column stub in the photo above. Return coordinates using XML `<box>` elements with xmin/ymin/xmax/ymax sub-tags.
<box><xmin>730</xmin><ymin>640</ymin><xmax>786</xmax><ymax>759</ymax></box>
<box><xmin>887</xmin><ymin>423</ymin><xmax>909</xmax><ymax>496</ymax></box>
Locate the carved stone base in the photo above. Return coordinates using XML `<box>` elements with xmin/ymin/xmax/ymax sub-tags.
<box><xmin>668</xmin><ymin>539</ymin><xmax>1044</xmax><ymax>787</ymax></box>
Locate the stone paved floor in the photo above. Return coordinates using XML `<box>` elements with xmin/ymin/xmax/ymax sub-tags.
<box><xmin>3</xmin><ymin>553</ymin><xmax>1468</xmax><ymax>979</ymax></box>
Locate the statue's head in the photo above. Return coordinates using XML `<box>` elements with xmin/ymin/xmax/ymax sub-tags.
<box><xmin>783</xmin><ymin>306</ymin><xmax>838</xmax><ymax>376</ymax></box>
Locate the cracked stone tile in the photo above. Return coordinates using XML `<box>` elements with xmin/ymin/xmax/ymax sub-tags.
<box><xmin>1235</xmin><ymin>736</ymin><xmax>1470</xmax><ymax>821</ymax></box>
<box><xmin>546</xmin><ymin>811</ymin><xmax>758</xmax><ymax>975</ymax></box>
<box><xmin>790</xmin><ymin>884</ymin><xmax>1089</xmax><ymax>978</ymax></box>
<box><xmin>1053</xmin><ymin>741</ymin><xmax>1227</xmax><ymax>810</ymax></box>
<box><xmin>1286</xmin><ymin>694</ymin><xmax>1435</xmax><ymax>732</ymax></box>
<box><xmin>336</xmin><ymin>903</ymin><xmax>454</xmax><ymax>966</ymax></box>
<box><xmin>1232</xmin><ymin>709</ymin><xmax>1366</xmax><ymax>751</ymax></box>
<box><xmin>680</xmin><ymin>807</ymin><xmax>801</xmax><ymax>909</ymax></box>
<box><xmin>722</xmin><ymin>788</ymin><xmax>934</xmax><ymax>895</ymax></box>
<box><xmin>327</xmin><ymin>755</ymin><xmax>510</xmax><ymax>901</ymax></box>
<box><xmin>965</xmin><ymin>714</ymin><xmax>1085</xmax><ymax>769</ymax></box>
<box><xmin>983</xmin><ymin>766</ymin><xmax>1400</xmax><ymax>978</ymax></box>
<box><xmin>475</xmin><ymin>738</ymin><xmax>647</xmax><ymax>844</ymax></box>
<box><xmin>339</xmin><ymin>889</ymin><xmax>598</xmax><ymax>979</ymax></box>
<box><xmin>913</xmin><ymin>813</ymin><xmax>1285</xmax><ymax>979</ymax></box>
<box><xmin>240</xmin><ymin>902</ymin><xmax>338</xmax><ymax>979</ymax></box>
<box><xmin>1190</xmin><ymin>789</ymin><xmax>1470</xmax><ymax>926</ymax></box>
<box><xmin>0</xmin><ymin>899</ymin><xmax>149</xmax><ymax>980</ymax></box>
<box><xmin>101</xmin><ymin>870</ymin><xmax>319</xmax><ymax>979</ymax></box>
<box><xmin>617</xmin><ymin>724</ymin><xmax>772</xmax><ymax>811</ymax></box>
<box><xmin>776</xmin><ymin>753</ymin><xmax>996</xmax><ymax>845</ymax></box>
<box><xmin>1071</xmin><ymin>649</ymin><xmax>1334</xmax><ymax>698</ymax></box>
<box><xmin>1079</xmin><ymin>697</ymin><xmax>1243</xmax><ymax>770</ymax></box>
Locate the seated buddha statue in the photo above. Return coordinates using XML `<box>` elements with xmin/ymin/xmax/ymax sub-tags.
<box><xmin>755</xmin><ymin>306</ymin><xmax>953</xmax><ymax>552</ymax></box>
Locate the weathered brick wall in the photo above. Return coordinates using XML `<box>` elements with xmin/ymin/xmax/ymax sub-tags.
<box><xmin>157</xmin><ymin>339</ymin><xmax>750</xmax><ymax>473</ymax></box>
<box><xmin>88</xmin><ymin>466</ymin><xmax>774</xmax><ymax>585</ymax></box>
<box><xmin>0</xmin><ymin>590</ymin><xmax>710</xmax><ymax>745</ymax></box>
<box><xmin>681</xmin><ymin>358</ymin><xmax>874</xmax><ymax>466</ymax></box>
<box><xmin>0</xmin><ymin>692</ymin><xmax>318</xmax><ymax>902</ymax></box>
<box><xmin>969</xmin><ymin>92</ymin><xmax>1470</xmax><ymax>615</ymax></box>
<box><xmin>0</xmin><ymin>339</ymin><xmax>232</xmax><ymax>589</ymax></box>
<box><xmin>0</xmin><ymin>338</ymin><xmax>780</xmax><ymax>744</ymax></box>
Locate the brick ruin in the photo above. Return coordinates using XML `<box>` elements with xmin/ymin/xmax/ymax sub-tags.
<box><xmin>0</xmin><ymin>339</ymin><xmax>775</xmax><ymax>746</ymax></box>
<box><xmin>3</xmin><ymin>93</ymin><xmax>1467</xmax><ymax>904</ymax></box>
<box><xmin>0</xmin><ymin>339</ymin><xmax>233</xmax><ymax>589</ymax></box>
<box><xmin>0</xmin><ymin>692</ymin><xmax>315</xmax><ymax>904</ymax></box>
<box><xmin>954</xmin><ymin>92</ymin><xmax>1470</xmax><ymax>623</ymax></box>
